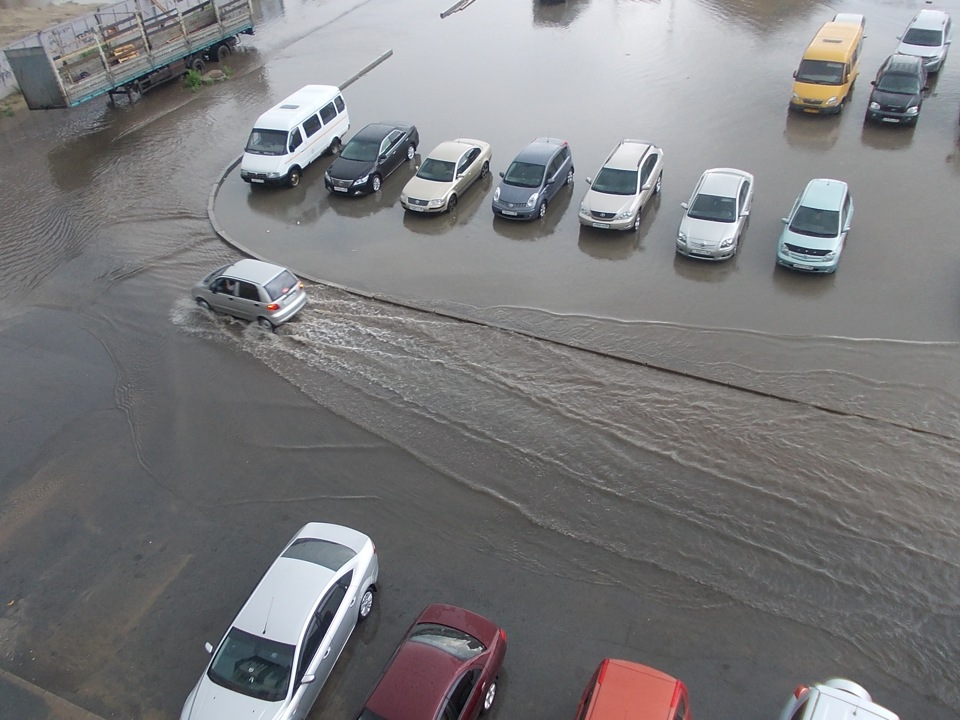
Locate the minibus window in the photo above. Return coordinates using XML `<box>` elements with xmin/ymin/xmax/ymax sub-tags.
<box><xmin>334</xmin><ymin>95</ymin><xmax>345</xmax><ymax>113</ymax></box>
<box><xmin>319</xmin><ymin>102</ymin><xmax>337</xmax><ymax>124</ymax></box>
<box><xmin>288</xmin><ymin>128</ymin><xmax>303</xmax><ymax>153</ymax></box>
<box><xmin>303</xmin><ymin>114</ymin><xmax>322</xmax><ymax>138</ymax></box>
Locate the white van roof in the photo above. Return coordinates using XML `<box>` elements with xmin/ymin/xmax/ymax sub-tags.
<box><xmin>253</xmin><ymin>84</ymin><xmax>342</xmax><ymax>132</ymax></box>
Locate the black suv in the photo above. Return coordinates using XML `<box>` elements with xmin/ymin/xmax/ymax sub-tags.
<box><xmin>865</xmin><ymin>54</ymin><xmax>928</xmax><ymax>125</ymax></box>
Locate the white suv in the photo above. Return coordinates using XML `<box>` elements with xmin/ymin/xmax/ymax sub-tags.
<box><xmin>779</xmin><ymin>678</ymin><xmax>898</xmax><ymax>720</ymax></box>
<box><xmin>578</xmin><ymin>139</ymin><xmax>663</xmax><ymax>231</ymax></box>
<box><xmin>896</xmin><ymin>9</ymin><xmax>952</xmax><ymax>73</ymax></box>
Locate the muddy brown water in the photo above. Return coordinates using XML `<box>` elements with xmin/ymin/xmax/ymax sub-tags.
<box><xmin>0</xmin><ymin>0</ymin><xmax>957</xmax><ymax>718</ymax></box>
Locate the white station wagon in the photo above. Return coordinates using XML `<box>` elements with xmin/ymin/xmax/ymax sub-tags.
<box><xmin>180</xmin><ymin>523</ymin><xmax>379</xmax><ymax>720</ymax></box>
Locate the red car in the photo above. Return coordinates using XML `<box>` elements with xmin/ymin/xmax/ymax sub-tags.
<box><xmin>357</xmin><ymin>604</ymin><xmax>507</xmax><ymax>720</ymax></box>
<box><xmin>575</xmin><ymin>658</ymin><xmax>691</xmax><ymax>720</ymax></box>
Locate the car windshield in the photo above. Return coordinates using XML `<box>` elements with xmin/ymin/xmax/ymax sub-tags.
<box><xmin>795</xmin><ymin>59</ymin><xmax>845</xmax><ymax>85</ymax></box>
<box><xmin>207</xmin><ymin>627</ymin><xmax>294</xmax><ymax>702</ymax></box>
<box><xmin>876</xmin><ymin>72</ymin><xmax>921</xmax><ymax>93</ymax></box>
<box><xmin>687</xmin><ymin>193</ymin><xmax>737</xmax><ymax>223</ymax></box>
<box><xmin>592</xmin><ymin>167</ymin><xmax>638</xmax><ymax>195</ymax></box>
<box><xmin>263</xmin><ymin>270</ymin><xmax>300</xmax><ymax>301</ymax></box>
<box><xmin>503</xmin><ymin>160</ymin><xmax>546</xmax><ymax>188</ymax></box>
<box><xmin>245</xmin><ymin>129</ymin><xmax>288</xmax><ymax>156</ymax></box>
<box><xmin>789</xmin><ymin>205</ymin><xmax>840</xmax><ymax>237</ymax></box>
<box><xmin>340</xmin><ymin>138</ymin><xmax>381</xmax><ymax>162</ymax></box>
<box><xmin>416</xmin><ymin>158</ymin><xmax>455</xmax><ymax>183</ymax></box>
<box><xmin>408</xmin><ymin>623</ymin><xmax>486</xmax><ymax>661</ymax></box>
<box><xmin>902</xmin><ymin>28</ymin><xmax>943</xmax><ymax>47</ymax></box>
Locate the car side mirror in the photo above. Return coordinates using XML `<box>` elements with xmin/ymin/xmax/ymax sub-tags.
<box><xmin>204</xmin><ymin>642</ymin><xmax>213</xmax><ymax>654</ymax></box>
<box><xmin>922</xmin><ymin>85</ymin><xmax>929</xmax><ymax>91</ymax></box>
<box><xmin>379</xmin><ymin>153</ymin><xmax>387</xmax><ymax>161</ymax></box>
<box><xmin>870</xmin><ymin>80</ymin><xmax>876</xmax><ymax>86</ymax></box>
<box><xmin>680</xmin><ymin>202</ymin><xmax>688</xmax><ymax>209</ymax></box>
<box><xmin>585</xmin><ymin>177</ymin><xmax>593</xmax><ymax>185</ymax></box>
<box><xmin>498</xmin><ymin>171</ymin><xmax>505</xmax><ymax>178</ymax></box>
<box><xmin>792</xmin><ymin>70</ymin><xmax>797</xmax><ymax>78</ymax></box>
<box><xmin>781</xmin><ymin>217</ymin><xmax>789</xmax><ymax>224</ymax></box>
<box><xmin>641</xmin><ymin>181</ymin><xmax>652</xmax><ymax>191</ymax></box>
<box><xmin>301</xmin><ymin>674</ymin><xmax>316</xmax><ymax>685</ymax></box>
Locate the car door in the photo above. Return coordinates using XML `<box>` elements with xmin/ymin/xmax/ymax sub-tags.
<box><xmin>234</xmin><ymin>280</ymin><xmax>263</xmax><ymax>321</ymax></box>
<box><xmin>290</xmin><ymin>571</ymin><xmax>355</xmax><ymax>719</ymax></box>
<box><xmin>542</xmin><ymin>150</ymin><xmax>564</xmax><ymax>203</ymax></box>
<box><xmin>439</xmin><ymin>668</ymin><xmax>483</xmax><ymax>720</ymax></box>
<box><xmin>638</xmin><ymin>153</ymin><xmax>659</xmax><ymax>209</ymax></box>
<box><xmin>379</xmin><ymin>130</ymin><xmax>405</xmax><ymax>176</ymax></box>
<box><xmin>455</xmin><ymin>147</ymin><xmax>481</xmax><ymax>193</ymax></box>
<box><xmin>208</xmin><ymin>276</ymin><xmax>236</xmax><ymax>315</ymax></box>
<box><xmin>736</xmin><ymin>178</ymin><xmax>751</xmax><ymax>241</ymax></box>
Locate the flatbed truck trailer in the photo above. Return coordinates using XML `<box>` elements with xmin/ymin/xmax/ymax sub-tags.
<box><xmin>3</xmin><ymin>0</ymin><xmax>254</xmax><ymax>110</ymax></box>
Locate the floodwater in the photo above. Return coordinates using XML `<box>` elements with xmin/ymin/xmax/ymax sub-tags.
<box><xmin>0</xmin><ymin>0</ymin><xmax>958</xmax><ymax>718</ymax></box>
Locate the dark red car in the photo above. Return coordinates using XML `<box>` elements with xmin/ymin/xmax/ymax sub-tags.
<box><xmin>357</xmin><ymin>604</ymin><xmax>507</xmax><ymax>720</ymax></box>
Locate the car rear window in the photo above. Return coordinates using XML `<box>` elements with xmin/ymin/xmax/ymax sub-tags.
<box><xmin>282</xmin><ymin>538</ymin><xmax>355</xmax><ymax>570</ymax></box>
<box><xmin>408</xmin><ymin>623</ymin><xmax>485</xmax><ymax>661</ymax></box>
<box><xmin>264</xmin><ymin>270</ymin><xmax>300</xmax><ymax>301</ymax></box>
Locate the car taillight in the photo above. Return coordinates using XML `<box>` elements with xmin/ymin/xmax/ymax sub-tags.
<box><xmin>266</xmin><ymin>303</ymin><xmax>280</xmax><ymax>311</ymax></box>
<box><xmin>298</xmin><ymin>281</ymin><xmax>304</xmax><ymax>289</ymax></box>
<box><xmin>499</xmin><ymin>627</ymin><xmax>507</xmax><ymax>642</ymax></box>
<box><xmin>597</xmin><ymin>658</ymin><xmax>609</xmax><ymax>685</ymax></box>
<box><xmin>794</xmin><ymin>685</ymin><xmax>808</xmax><ymax>699</ymax></box>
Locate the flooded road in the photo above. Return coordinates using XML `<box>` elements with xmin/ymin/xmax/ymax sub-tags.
<box><xmin>0</xmin><ymin>0</ymin><xmax>958</xmax><ymax>718</ymax></box>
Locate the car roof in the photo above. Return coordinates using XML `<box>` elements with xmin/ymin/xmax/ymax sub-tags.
<box><xmin>224</xmin><ymin>258</ymin><xmax>290</xmax><ymax>285</ymax></box>
<box><xmin>514</xmin><ymin>137</ymin><xmax>568</xmax><ymax>164</ymax></box>
<box><xmin>806</xmin><ymin>684</ymin><xmax>899</xmax><ymax>720</ymax></box>
<box><xmin>908</xmin><ymin>9</ymin><xmax>949</xmax><ymax>30</ymax></box>
<box><xmin>231</xmin><ymin>523</ymin><xmax>366</xmax><ymax>644</ymax></box>
<box><xmin>353</xmin><ymin>121</ymin><xmax>410</xmax><ymax>141</ymax></box>
<box><xmin>428</xmin><ymin>139</ymin><xmax>481</xmax><ymax>162</ymax></box>
<box><xmin>254</xmin><ymin>84</ymin><xmax>341</xmax><ymax>131</ymax></box>
<box><xmin>698</xmin><ymin>168</ymin><xmax>748</xmax><ymax>198</ymax></box>
<box><xmin>883</xmin><ymin>53</ymin><xmax>924</xmax><ymax>71</ymax></box>
<box><xmin>586</xmin><ymin>659</ymin><xmax>684</xmax><ymax>720</ymax></box>
<box><xmin>604</xmin><ymin>139</ymin><xmax>656</xmax><ymax>170</ymax></box>
<box><xmin>799</xmin><ymin>178</ymin><xmax>848</xmax><ymax>210</ymax></box>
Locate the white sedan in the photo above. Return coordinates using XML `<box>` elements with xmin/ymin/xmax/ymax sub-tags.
<box><xmin>675</xmin><ymin>167</ymin><xmax>754</xmax><ymax>260</ymax></box>
<box><xmin>400</xmin><ymin>138</ymin><xmax>492</xmax><ymax>213</ymax></box>
<box><xmin>180</xmin><ymin>523</ymin><xmax>379</xmax><ymax>720</ymax></box>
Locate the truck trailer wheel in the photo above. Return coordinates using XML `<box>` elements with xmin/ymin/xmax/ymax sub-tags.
<box><xmin>216</xmin><ymin>44</ymin><xmax>231</xmax><ymax>63</ymax></box>
<box><xmin>190</xmin><ymin>58</ymin><xmax>205</xmax><ymax>74</ymax></box>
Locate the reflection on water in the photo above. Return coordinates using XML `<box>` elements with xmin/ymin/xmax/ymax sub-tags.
<box><xmin>783</xmin><ymin>110</ymin><xmax>842</xmax><ymax>152</ymax></box>
<box><xmin>490</xmin><ymin>185</ymin><xmax>573</xmax><ymax>241</ymax></box>
<box><xmin>400</xmin><ymin>174</ymin><xmax>492</xmax><ymax>236</ymax></box>
<box><xmin>327</xmin><ymin>161</ymin><xmax>415</xmax><ymax>220</ymax></box>
<box><xmin>672</xmin><ymin>251</ymin><xmax>739</xmax><ymax>282</ymax></box>
<box><xmin>859</xmin><ymin>119</ymin><xmax>917</xmax><ymax>151</ymax></box>
<box><xmin>531</xmin><ymin>0</ymin><xmax>592</xmax><ymax>28</ymax></box>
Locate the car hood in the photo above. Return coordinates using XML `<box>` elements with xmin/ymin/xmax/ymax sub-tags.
<box><xmin>779</xmin><ymin>226</ymin><xmax>842</xmax><ymax>251</ymax></box>
<box><xmin>182</xmin><ymin>677</ymin><xmax>285</xmax><ymax>720</ymax></box>
<box><xmin>326</xmin><ymin>157</ymin><xmax>374</xmax><ymax>181</ymax></box>
<box><xmin>870</xmin><ymin>88</ymin><xmax>921</xmax><ymax>108</ymax></box>
<box><xmin>678</xmin><ymin>216</ymin><xmax>736</xmax><ymax>246</ymax></box>
<box><xmin>496</xmin><ymin>181</ymin><xmax>540</xmax><ymax>204</ymax></box>
<box><xmin>582</xmin><ymin>188</ymin><xmax>634</xmax><ymax>214</ymax></box>
<box><xmin>403</xmin><ymin>175</ymin><xmax>450</xmax><ymax>201</ymax></box>
<box><xmin>240</xmin><ymin>152</ymin><xmax>284</xmax><ymax>174</ymax></box>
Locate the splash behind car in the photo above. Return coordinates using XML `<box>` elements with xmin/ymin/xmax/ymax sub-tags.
<box><xmin>400</xmin><ymin>139</ymin><xmax>492</xmax><ymax>213</ymax></box>
<box><xmin>356</xmin><ymin>604</ymin><xmax>507</xmax><ymax>720</ymax></box>
<box><xmin>324</xmin><ymin>121</ymin><xmax>419</xmax><ymax>195</ymax></box>
<box><xmin>492</xmin><ymin>137</ymin><xmax>574</xmax><ymax>220</ymax></box>
<box><xmin>776</xmin><ymin>178</ymin><xmax>853</xmax><ymax>274</ymax></box>
<box><xmin>180</xmin><ymin>523</ymin><xmax>379</xmax><ymax>720</ymax></box>
<box><xmin>676</xmin><ymin>167</ymin><xmax>754</xmax><ymax>260</ymax></box>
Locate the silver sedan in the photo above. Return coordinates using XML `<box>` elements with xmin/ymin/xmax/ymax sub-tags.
<box><xmin>676</xmin><ymin>168</ymin><xmax>754</xmax><ymax>260</ymax></box>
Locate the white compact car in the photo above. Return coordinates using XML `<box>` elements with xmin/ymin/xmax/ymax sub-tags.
<box><xmin>180</xmin><ymin>523</ymin><xmax>379</xmax><ymax>720</ymax></box>
<box><xmin>780</xmin><ymin>678</ymin><xmax>898</xmax><ymax>720</ymax></box>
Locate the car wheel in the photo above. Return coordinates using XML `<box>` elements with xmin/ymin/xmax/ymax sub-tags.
<box><xmin>329</xmin><ymin>137</ymin><xmax>341</xmax><ymax>156</ymax></box>
<box><xmin>480</xmin><ymin>160</ymin><xmax>490</xmax><ymax>178</ymax></box>
<box><xmin>287</xmin><ymin>167</ymin><xmax>301</xmax><ymax>188</ymax></box>
<box><xmin>482</xmin><ymin>681</ymin><xmax>497</xmax><ymax>713</ymax></box>
<box><xmin>371</xmin><ymin>174</ymin><xmax>382</xmax><ymax>192</ymax></box>
<box><xmin>447</xmin><ymin>193</ymin><xmax>458</xmax><ymax>212</ymax></box>
<box><xmin>537</xmin><ymin>200</ymin><xmax>547</xmax><ymax>219</ymax></box>
<box><xmin>216</xmin><ymin>43</ymin><xmax>231</xmax><ymax>63</ymax></box>
<box><xmin>196</xmin><ymin>298</ymin><xmax>212</xmax><ymax>311</ymax></box>
<box><xmin>632</xmin><ymin>208</ymin><xmax>642</xmax><ymax>231</ymax></box>
<box><xmin>358</xmin><ymin>586</ymin><xmax>375</xmax><ymax>621</ymax></box>
<box><xmin>257</xmin><ymin>317</ymin><xmax>274</xmax><ymax>331</ymax></box>
<box><xmin>190</xmin><ymin>57</ymin><xmax>205</xmax><ymax>73</ymax></box>
<box><xmin>654</xmin><ymin>172</ymin><xmax>662</xmax><ymax>195</ymax></box>
<box><xmin>565</xmin><ymin>168</ymin><xmax>574</xmax><ymax>185</ymax></box>
<box><xmin>406</xmin><ymin>143</ymin><xmax>416</xmax><ymax>161</ymax></box>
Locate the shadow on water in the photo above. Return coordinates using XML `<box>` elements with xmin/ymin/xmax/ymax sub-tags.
<box><xmin>771</xmin><ymin>261</ymin><xmax>838</xmax><ymax>296</ymax></box>
<box><xmin>400</xmin><ymin>174</ymin><xmax>492</xmax><ymax>236</ymax></box>
<box><xmin>783</xmin><ymin>109</ymin><xmax>842</xmax><ymax>153</ymax></box>
<box><xmin>859</xmin><ymin>119</ymin><xmax>916</xmax><ymax>151</ymax></box>
<box><xmin>489</xmin><ymin>184</ymin><xmax>573</xmax><ymax>242</ymax></box>
<box><xmin>531</xmin><ymin>0</ymin><xmax>592</xmax><ymax>28</ymax></box>
<box><xmin>672</xmin><ymin>250</ymin><xmax>740</xmax><ymax>283</ymax></box>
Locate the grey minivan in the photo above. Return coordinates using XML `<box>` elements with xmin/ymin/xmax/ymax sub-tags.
<box><xmin>193</xmin><ymin>258</ymin><xmax>307</xmax><ymax>329</ymax></box>
<box><xmin>492</xmin><ymin>137</ymin><xmax>574</xmax><ymax>220</ymax></box>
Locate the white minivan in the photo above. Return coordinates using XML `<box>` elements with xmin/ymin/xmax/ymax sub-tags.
<box><xmin>240</xmin><ymin>85</ymin><xmax>350</xmax><ymax>188</ymax></box>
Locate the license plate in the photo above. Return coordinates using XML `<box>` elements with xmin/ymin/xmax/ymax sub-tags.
<box><xmin>794</xmin><ymin>264</ymin><xmax>814</xmax><ymax>270</ymax></box>
<box><xmin>881</xmin><ymin>117</ymin><xmax>900</xmax><ymax>123</ymax></box>
<box><xmin>333</xmin><ymin>186</ymin><xmax>348</xmax><ymax>192</ymax></box>
<box><xmin>409</xmin><ymin>205</ymin><xmax>424</xmax><ymax>212</ymax></box>
<box><xmin>502</xmin><ymin>210</ymin><xmax>517</xmax><ymax>216</ymax></box>
<box><xmin>251</xmin><ymin>178</ymin><xmax>264</xmax><ymax>184</ymax></box>
<box><xmin>592</xmin><ymin>222</ymin><xmax>610</xmax><ymax>229</ymax></box>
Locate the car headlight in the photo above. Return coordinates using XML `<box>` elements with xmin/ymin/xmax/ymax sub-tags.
<box><xmin>677</xmin><ymin>231</ymin><xmax>686</xmax><ymax>244</ymax></box>
<box><xmin>579</xmin><ymin>203</ymin><xmax>589</xmax><ymax>214</ymax></box>
<box><xmin>823</xmin><ymin>250</ymin><xmax>836</xmax><ymax>260</ymax></box>
<box><xmin>869</xmin><ymin>101</ymin><xmax>880</xmax><ymax>110</ymax></box>
<box><xmin>906</xmin><ymin>106</ymin><xmax>919</xmax><ymax>115</ymax></box>
<box><xmin>720</xmin><ymin>237</ymin><xmax>733</xmax><ymax>248</ymax></box>
<box><xmin>825</xmin><ymin>96</ymin><xmax>839</xmax><ymax>106</ymax></box>
<box><xmin>400</xmin><ymin>193</ymin><xmax>408</xmax><ymax>203</ymax></box>
<box><xmin>616</xmin><ymin>209</ymin><xmax>633</xmax><ymax>220</ymax></box>
<box><xmin>526</xmin><ymin>192</ymin><xmax>539</xmax><ymax>208</ymax></box>
<box><xmin>324</xmin><ymin>170</ymin><xmax>331</xmax><ymax>181</ymax></box>
<box><xmin>352</xmin><ymin>174</ymin><xmax>369</xmax><ymax>186</ymax></box>
<box><xmin>493</xmin><ymin>187</ymin><xmax>500</xmax><ymax>202</ymax></box>
<box><xmin>791</xmin><ymin>92</ymin><xmax>800</xmax><ymax>102</ymax></box>
<box><xmin>266</xmin><ymin>171</ymin><xmax>282</xmax><ymax>178</ymax></box>
<box><xmin>428</xmin><ymin>198</ymin><xmax>445</xmax><ymax>207</ymax></box>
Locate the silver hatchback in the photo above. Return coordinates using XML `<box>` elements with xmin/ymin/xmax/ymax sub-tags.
<box><xmin>193</xmin><ymin>259</ymin><xmax>307</xmax><ymax>329</ymax></box>
<box><xmin>180</xmin><ymin>523</ymin><xmax>379</xmax><ymax>720</ymax></box>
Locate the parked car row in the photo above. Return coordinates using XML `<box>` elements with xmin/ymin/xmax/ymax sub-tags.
<box><xmin>177</xmin><ymin>524</ymin><xmax>902</xmax><ymax>720</ymax></box>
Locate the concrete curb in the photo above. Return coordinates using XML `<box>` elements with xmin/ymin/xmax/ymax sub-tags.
<box><xmin>0</xmin><ymin>666</ymin><xmax>107</xmax><ymax>720</ymax></box>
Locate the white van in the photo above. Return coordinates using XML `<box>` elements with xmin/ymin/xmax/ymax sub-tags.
<box><xmin>240</xmin><ymin>85</ymin><xmax>350</xmax><ymax>188</ymax></box>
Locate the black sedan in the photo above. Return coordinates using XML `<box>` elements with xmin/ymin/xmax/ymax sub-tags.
<box><xmin>324</xmin><ymin>121</ymin><xmax>419</xmax><ymax>195</ymax></box>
